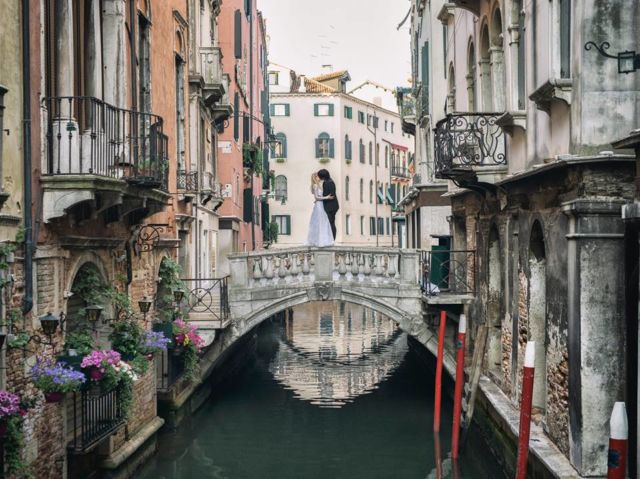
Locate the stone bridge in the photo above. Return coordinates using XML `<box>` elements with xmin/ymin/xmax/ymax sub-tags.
<box><xmin>225</xmin><ymin>247</ymin><xmax>432</xmax><ymax>345</ymax></box>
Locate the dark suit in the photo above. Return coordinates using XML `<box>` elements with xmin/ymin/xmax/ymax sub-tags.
<box><xmin>322</xmin><ymin>179</ymin><xmax>339</xmax><ymax>239</ymax></box>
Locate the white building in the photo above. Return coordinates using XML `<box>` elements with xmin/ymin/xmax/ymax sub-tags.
<box><xmin>267</xmin><ymin>64</ymin><xmax>413</xmax><ymax>248</ymax></box>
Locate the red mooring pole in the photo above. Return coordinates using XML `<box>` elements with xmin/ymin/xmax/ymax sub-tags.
<box><xmin>515</xmin><ymin>341</ymin><xmax>536</xmax><ymax>479</ymax></box>
<box><xmin>607</xmin><ymin>401</ymin><xmax>628</xmax><ymax>479</ymax></box>
<box><xmin>451</xmin><ymin>313</ymin><xmax>466</xmax><ymax>460</ymax></box>
<box><xmin>433</xmin><ymin>310</ymin><xmax>447</xmax><ymax>433</ymax></box>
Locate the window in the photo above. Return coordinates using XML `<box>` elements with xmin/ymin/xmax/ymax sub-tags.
<box><xmin>367</xmin><ymin>114</ymin><xmax>372</xmax><ymax>126</ymax></box>
<box><xmin>369</xmin><ymin>217</ymin><xmax>376</xmax><ymax>235</ymax></box>
<box><xmin>368</xmin><ymin>141</ymin><xmax>373</xmax><ymax>165</ymax></box>
<box><xmin>359</xmin><ymin>139</ymin><xmax>365</xmax><ymax>163</ymax></box>
<box><xmin>272</xmin><ymin>132</ymin><xmax>287</xmax><ymax>158</ymax></box>
<box><xmin>384</xmin><ymin>120</ymin><xmax>388</xmax><ymax>131</ymax></box>
<box><xmin>314</xmin><ymin>103</ymin><xmax>334</xmax><ymax>116</ymax></box>
<box><xmin>373</xmin><ymin>116</ymin><xmax>379</xmax><ymax>129</ymax></box>
<box><xmin>274</xmin><ymin>175</ymin><xmax>287</xmax><ymax>201</ymax></box>
<box><xmin>345</xmin><ymin>215</ymin><xmax>351</xmax><ymax>235</ymax></box>
<box><xmin>369</xmin><ymin>180</ymin><xmax>373</xmax><ymax>203</ymax></box>
<box><xmin>345</xmin><ymin>135</ymin><xmax>352</xmax><ymax>160</ymax></box>
<box><xmin>385</xmin><ymin>146</ymin><xmax>389</xmax><ymax>168</ymax></box>
<box><xmin>345</xmin><ymin>176</ymin><xmax>350</xmax><ymax>201</ymax></box>
<box><xmin>390</xmin><ymin>122</ymin><xmax>394</xmax><ymax>133</ymax></box>
<box><xmin>344</xmin><ymin>106</ymin><xmax>353</xmax><ymax>119</ymax></box>
<box><xmin>273</xmin><ymin>215</ymin><xmax>291</xmax><ymax>235</ymax></box>
<box><xmin>559</xmin><ymin>0</ymin><xmax>571</xmax><ymax>78</ymax></box>
<box><xmin>268</xmin><ymin>71</ymin><xmax>279</xmax><ymax>85</ymax></box>
<box><xmin>270</xmin><ymin>104</ymin><xmax>290</xmax><ymax>116</ymax></box>
<box><xmin>359</xmin><ymin>178</ymin><xmax>364</xmax><ymax>203</ymax></box>
<box><xmin>315</xmin><ymin>132</ymin><xmax>334</xmax><ymax>158</ymax></box>
<box><xmin>358</xmin><ymin>111</ymin><xmax>365</xmax><ymax>123</ymax></box>
<box><xmin>386</xmin><ymin>218</ymin><xmax>390</xmax><ymax>236</ymax></box>
<box><xmin>378</xmin><ymin>217</ymin><xmax>384</xmax><ymax>235</ymax></box>
<box><xmin>360</xmin><ymin>216</ymin><xmax>365</xmax><ymax>235</ymax></box>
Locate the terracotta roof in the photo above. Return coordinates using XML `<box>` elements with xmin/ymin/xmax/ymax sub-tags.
<box><xmin>289</xmin><ymin>71</ymin><xmax>337</xmax><ymax>93</ymax></box>
<box><xmin>311</xmin><ymin>70</ymin><xmax>350</xmax><ymax>82</ymax></box>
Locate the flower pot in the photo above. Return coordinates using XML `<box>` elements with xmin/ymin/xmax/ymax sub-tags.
<box><xmin>145</xmin><ymin>353</ymin><xmax>154</xmax><ymax>362</ymax></box>
<box><xmin>89</xmin><ymin>368</ymin><xmax>104</xmax><ymax>381</ymax></box>
<box><xmin>44</xmin><ymin>391</ymin><xmax>65</xmax><ymax>403</ymax></box>
<box><xmin>0</xmin><ymin>421</ymin><xmax>7</xmax><ymax>438</ymax></box>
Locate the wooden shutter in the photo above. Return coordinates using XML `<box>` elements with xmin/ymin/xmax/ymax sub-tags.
<box><xmin>314</xmin><ymin>104</ymin><xmax>319</xmax><ymax>116</ymax></box>
<box><xmin>243</xmin><ymin>115</ymin><xmax>250</xmax><ymax>142</ymax></box>
<box><xmin>269</xmin><ymin>104</ymin><xmax>275</xmax><ymax>116</ymax></box>
<box><xmin>286</xmin><ymin>216</ymin><xmax>291</xmax><ymax>234</ymax></box>
<box><xmin>284</xmin><ymin>104</ymin><xmax>290</xmax><ymax>116</ymax></box>
<box><xmin>329</xmin><ymin>139</ymin><xmax>335</xmax><ymax>158</ymax></box>
<box><xmin>328</xmin><ymin>104</ymin><xmax>335</xmax><ymax>116</ymax></box>
<box><xmin>315</xmin><ymin>139</ymin><xmax>321</xmax><ymax>158</ymax></box>
<box><xmin>233</xmin><ymin>93</ymin><xmax>240</xmax><ymax>141</ymax></box>
<box><xmin>421</xmin><ymin>43</ymin><xmax>429</xmax><ymax>104</ymax></box>
<box><xmin>243</xmin><ymin>188</ymin><xmax>253</xmax><ymax>222</ymax></box>
<box><xmin>234</xmin><ymin>10</ymin><xmax>242</xmax><ymax>59</ymax></box>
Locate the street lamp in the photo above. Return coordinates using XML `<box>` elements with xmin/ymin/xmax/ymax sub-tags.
<box><xmin>585</xmin><ymin>41</ymin><xmax>640</xmax><ymax>74</ymax></box>
<box><xmin>173</xmin><ymin>289</ymin><xmax>185</xmax><ymax>304</ymax></box>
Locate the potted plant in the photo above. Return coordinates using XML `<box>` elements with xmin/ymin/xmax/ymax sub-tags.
<box><xmin>80</xmin><ymin>350</ymin><xmax>123</xmax><ymax>385</ymax></box>
<box><xmin>139</xmin><ymin>330</ymin><xmax>171</xmax><ymax>361</ymax></box>
<box><xmin>0</xmin><ymin>391</ymin><xmax>20</xmax><ymax>438</ymax></box>
<box><xmin>61</xmin><ymin>330</ymin><xmax>96</xmax><ymax>368</ymax></box>
<box><xmin>30</xmin><ymin>359</ymin><xmax>86</xmax><ymax>403</ymax></box>
<box><xmin>172</xmin><ymin>319</ymin><xmax>205</xmax><ymax>382</ymax></box>
<box><xmin>109</xmin><ymin>320</ymin><xmax>144</xmax><ymax>361</ymax></box>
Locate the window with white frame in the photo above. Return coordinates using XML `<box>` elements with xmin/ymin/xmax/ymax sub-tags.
<box><xmin>268</xmin><ymin>71</ymin><xmax>279</xmax><ymax>85</ymax></box>
<box><xmin>273</xmin><ymin>215</ymin><xmax>291</xmax><ymax>235</ymax></box>
<box><xmin>270</xmin><ymin>103</ymin><xmax>290</xmax><ymax>116</ymax></box>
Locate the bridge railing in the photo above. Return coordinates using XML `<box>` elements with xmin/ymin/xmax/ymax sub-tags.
<box><xmin>419</xmin><ymin>249</ymin><xmax>476</xmax><ymax>296</ymax></box>
<box><xmin>228</xmin><ymin>247</ymin><xmax>420</xmax><ymax>288</ymax></box>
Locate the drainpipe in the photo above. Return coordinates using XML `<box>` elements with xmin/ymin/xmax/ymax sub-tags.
<box><xmin>21</xmin><ymin>0</ymin><xmax>33</xmax><ymax>315</ymax></box>
<box><xmin>249</xmin><ymin>8</ymin><xmax>256</xmax><ymax>251</ymax></box>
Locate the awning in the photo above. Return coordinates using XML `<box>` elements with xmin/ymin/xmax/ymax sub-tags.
<box><xmin>383</xmin><ymin>139</ymin><xmax>409</xmax><ymax>152</ymax></box>
<box><xmin>377</xmin><ymin>189</ymin><xmax>385</xmax><ymax>203</ymax></box>
<box><xmin>386</xmin><ymin>191</ymin><xmax>394</xmax><ymax>205</ymax></box>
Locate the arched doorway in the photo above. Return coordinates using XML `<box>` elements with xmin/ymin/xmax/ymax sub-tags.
<box><xmin>528</xmin><ymin>221</ymin><xmax>547</xmax><ymax>415</ymax></box>
<box><xmin>486</xmin><ymin>225</ymin><xmax>502</xmax><ymax>376</ymax></box>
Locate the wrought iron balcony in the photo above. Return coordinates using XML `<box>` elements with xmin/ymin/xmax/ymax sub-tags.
<box><xmin>396</xmin><ymin>87</ymin><xmax>416</xmax><ymax>135</ymax></box>
<box><xmin>68</xmin><ymin>384</ymin><xmax>126</xmax><ymax>452</ymax></box>
<box><xmin>177</xmin><ymin>170</ymin><xmax>199</xmax><ymax>192</ymax></box>
<box><xmin>391</xmin><ymin>166</ymin><xmax>410</xmax><ymax>179</ymax></box>
<box><xmin>433</xmin><ymin>112</ymin><xmax>506</xmax><ymax>181</ymax></box>
<box><xmin>419</xmin><ymin>249</ymin><xmax>476</xmax><ymax>297</ymax></box>
<box><xmin>199</xmin><ymin>47</ymin><xmax>225</xmax><ymax>106</ymax></box>
<box><xmin>44</xmin><ymin>96</ymin><xmax>169</xmax><ymax>190</ymax></box>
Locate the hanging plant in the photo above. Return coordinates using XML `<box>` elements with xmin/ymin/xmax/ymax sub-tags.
<box><xmin>157</xmin><ymin>258</ymin><xmax>186</xmax><ymax>322</ymax></box>
<box><xmin>172</xmin><ymin>319</ymin><xmax>204</xmax><ymax>382</ymax></box>
<box><xmin>0</xmin><ymin>391</ymin><xmax>30</xmax><ymax>476</ymax></box>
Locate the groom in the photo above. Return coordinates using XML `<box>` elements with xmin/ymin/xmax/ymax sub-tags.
<box><xmin>317</xmin><ymin>169</ymin><xmax>339</xmax><ymax>239</ymax></box>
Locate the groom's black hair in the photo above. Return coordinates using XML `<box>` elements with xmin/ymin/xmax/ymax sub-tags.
<box><xmin>317</xmin><ymin>169</ymin><xmax>330</xmax><ymax>180</ymax></box>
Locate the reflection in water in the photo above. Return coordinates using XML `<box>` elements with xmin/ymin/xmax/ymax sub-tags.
<box><xmin>271</xmin><ymin>302</ymin><xmax>407</xmax><ymax>407</ymax></box>
<box><xmin>138</xmin><ymin>301</ymin><xmax>505</xmax><ymax>479</ymax></box>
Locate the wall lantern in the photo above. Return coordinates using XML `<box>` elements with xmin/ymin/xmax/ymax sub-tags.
<box><xmin>173</xmin><ymin>289</ymin><xmax>185</xmax><ymax>304</ymax></box>
<box><xmin>138</xmin><ymin>298</ymin><xmax>152</xmax><ymax>314</ymax></box>
<box><xmin>85</xmin><ymin>305</ymin><xmax>103</xmax><ymax>323</ymax></box>
<box><xmin>585</xmin><ymin>41</ymin><xmax>640</xmax><ymax>74</ymax></box>
<box><xmin>39</xmin><ymin>312</ymin><xmax>62</xmax><ymax>337</ymax></box>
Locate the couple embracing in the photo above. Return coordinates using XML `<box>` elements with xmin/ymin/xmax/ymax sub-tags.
<box><xmin>306</xmin><ymin>169</ymin><xmax>339</xmax><ymax>247</ymax></box>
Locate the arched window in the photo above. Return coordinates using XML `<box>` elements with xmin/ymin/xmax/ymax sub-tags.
<box><xmin>345</xmin><ymin>176</ymin><xmax>350</xmax><ymax>201</ymax></box>
<box><xmin>375</xmin><ymin>143</ymin><xmax>380</xmax><ymax>166</ymax></box>
<box><xmin>489</xmin><ymin>6</ymin><xmax>506</xmax><ymax>111</ymax></box>
<box><xmin>359</xmin><ymin>178</ymin><xmax>364</xmax><ymax>202</ymax></box>
<box><xmin>272</xmin><ymin>132</ymin><xmax>287</xmax><ymax>159</ymax></box>
<box><xmin>274</xmin><ymin>175</ymin><xmax>287</xmax><ymax>201</ymax></box>
<box><xmin>344</xmin><ymin>134</ymin><xmax>352</xmax><ymax>160</ymax></box>
<box><xmin>359</xmin><ymin>139</ymin><xmax>365</xmax><ymax>163</ymax></box>
<box><xmin>315</xmin><ymin>132</ymin><xmax>334</xmax><ymax>159</ymax></box>
<box><xmin>447</xmin><ymin>62</ymin><xmax>456</xmax><ymax>113</ymax></box>
<box><xmin>467</xmin><ymin>40</ymin><xmax>476</xmax><ymax>112</ymax></box>
<box><xmin>479</xmin><ymin>23</ymin><xmax>493</xmax><ymax>111</ymax></box>
<box><xmin>368</xmin><ymin>141</ymin><xmax>373</xmax><ymax>164</ymax></box>
<box><xmin>369</xmin><ymin>180</ymin><xmax>373</xmax><ymax>203</ymax></box>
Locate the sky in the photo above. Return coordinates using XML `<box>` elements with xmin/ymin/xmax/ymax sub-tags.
<box><xmin>259</xmin><ymin>0</ymin><xmax>412</xmax><ymax>92</ymax></box>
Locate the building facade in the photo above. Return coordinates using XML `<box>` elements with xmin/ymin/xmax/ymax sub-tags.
<box><xmin>268</xmin><ymin>65</ymin><xmax>413</xmax><ymax>248</ymax></box>
<box><xmin>217</xmin><ymin>1</ymin><xmax>270</xmax><ymax>272</ymax></box>
<box><xmin>402</xmin><ymin>0</ymin><xmax>639</xmax><ymax>476</ymax></box>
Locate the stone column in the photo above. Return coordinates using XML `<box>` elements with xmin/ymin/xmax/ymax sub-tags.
<box><xmin>508</xmin><ymin>24</ymin><xmax>521</xmax><ymax>111</ymax></box>
<box><xmin>478</xmin><ymin>59</ymin><xmax>492</xmax><ymax>112</ymax></box>
<box><xmin>563</xmin><ymin>198</ymin><xmax>627</xmax><ymax>476</ymax></box>
<box><xmin>102</xmin><ymin>0</ymin><xmax>127</xmax><ymax>108</ymax></box>
<box><xmin>489</xmin><ymin>46</ymin><xmax>506</xmax><ymax>112</ymax></box>
<box><xmin>465</xmin><ymin>74</ymin><xmax>475</xmax><ymax>112</ymax></box>
<box><xmin>400</xmin><ymin>250</ymin><xmax>419</xmax><ymax>284</ymax></box>
<box><xmin>55</xmin><ymin>0</ymin><xmax>74</xmax><ymax>98</ymax></box>
<box><xmin>85</xmin><ymin>0</ymin><xmax>103</xmax><ymax>99</ymax></box>
<box><xmin>228</xmin><ymin>256</ymin><xmax>249</xmax><ymax>288</ymax></box>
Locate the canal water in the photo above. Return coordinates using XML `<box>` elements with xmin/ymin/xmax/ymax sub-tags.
<box><xmin>139</xmin><ymin>301</ymin><xmax>505</xmax><ymax>479</ymax></box>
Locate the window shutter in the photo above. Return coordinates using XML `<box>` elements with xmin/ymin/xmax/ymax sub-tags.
<box><xmin>233</xmin><ymin>93</ymin><xmax>240</xmax><ymax>141</ymax></box>
<box><xmin>315</xmin><ymin>139</ymin><xmax>321</xmax><ymax>158</ymax></box>
<box><xmin>328</xmin><ymin>104</ymin><xmax>335</xmax><ymax>116</ymax></box>
<box><xmin>284</xmin><ymin>104</ymin><xmax>290</xmax><ymax>116</ymax></box>
<box><xmin>314</xmin><ymin>104</ymin><xmax>319</xmax><ymax>116</ymax></box>
<box><xmin>234</xmin><ymin>10</ymin><xmax>242</xmax><ymax>59</ymax></box>
<box><xmin>269</xmin><ymin>104</ymin><xmax>275</xmax><ymax>116</ymax></box>
<box><xmin>243</xmin><ymin>188</ymin><xmax>253</xmax><ymax>222</ymax></box>
<box><xmin>243</xmin><ymin>115</ymin><xmax>250</xmax><ymax>142</ymax></box>
<box><xmin>329</xmin><ymin>139</ymin><xmax>335</xmax><ymax>158</ymax></box>
<box><xmin>282</xmin><ymin>136</ymin><xmax>287</xmax><ymax>157</ymax></box>
<box><xmin>421</xmin><ymin>42</ymin><xmax>429</xmax><ymax>103</ymax></box>
<box><xmin>286</xmin><ymin>215</ymin><xmax>291</xmax><ymax>234</ymax></box>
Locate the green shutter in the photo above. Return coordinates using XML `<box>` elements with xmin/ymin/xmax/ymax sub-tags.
<box><xmin>269</xmin><ymin>104</ymin><xmax>275</xmax><ymax>116</ymax></box>
<box><xmin>328</xmin><ymin>104</ymin><xmax>335</xmax><ymax>116</ymax></box>
<box><xmin>243</xmin><ymin>188</ymin><xmax>253</xmax><ymax>223</ymax></box>
<box><xmin>421</xmin><ymin>42</ymin><xmax>429</xmax><ymax>106</ymax></box>
<box><xmin>315</xmin><ymin>139</ymin><xmax>321</xmax><ymax>158</ymax></box>
<box><xmin>233</xmin><ymin>93</ymin><xmax>240</xmax><ymax>141</ymax></box>
<box><xmin>234</xmin><ymin>10</ymin><xmax>242</xmax><ymax>59</ymax></box>
<box><xmin>285</xmin><ymin>216</ymin><xmax>291</xmax><ymax>234</ymax></box>
<box><xmin>329</xmin><ymin>138</ymin><xmax>335</xmax><ymax>158</ymax></box>
<box><xmin>314</xmin><ymin>104</ymin><xmax>319</xmax><ymax>116</ymax></box>
<box><xmin>284</xmin><ymin>104</ymin><xmax>290</xmax><ymax>116</ymax></box>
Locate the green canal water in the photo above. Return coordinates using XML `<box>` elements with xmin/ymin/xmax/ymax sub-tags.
<box><xmin>139</xmin><ymin>302</ymin><xmax>505</xmax><ymax>479</ymax></box>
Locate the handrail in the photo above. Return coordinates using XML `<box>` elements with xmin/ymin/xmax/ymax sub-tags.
<box><xmin>419</xmin><ymin>249</ymin><xmax>476</xmax><ymax>296</ymax></box>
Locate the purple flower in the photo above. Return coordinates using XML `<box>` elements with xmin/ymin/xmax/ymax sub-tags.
<box><xmin>0</xmin><ymin>391</ymin><xmax>21</xmax><ymax>418</ymax></box>
<box><xmin>140</xmin><ymin>331</ymin><xmax>171</xmax><ymax>352</ymax></box>
<box><xmin>30</xmin><ymin>359</ymin><xmax>86</xmax><ymax>394</ymax></box>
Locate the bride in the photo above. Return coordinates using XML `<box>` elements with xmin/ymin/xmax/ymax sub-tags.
<box><xmin>305</xmin><ymin>173</ymin><xmax>335</xmax><ymax>247</ymax></box>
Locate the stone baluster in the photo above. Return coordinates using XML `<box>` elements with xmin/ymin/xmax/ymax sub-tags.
<box><xmin>374</xmin><ymin>254</ymin><xmax>384</xmax><ymax>276</ymax></box>
<box><xmin>277</xmin><ymin>255</ymin><xmax>287</xmax><ymax>280</ymax></box>
<box><xmin>363</xmin><ymin>254</ymin><xmax>372</xmax><ymax>278</ymax></box>
<box><xmin>252</xmin><ymin>257</ymin><xmax>263</xmax><ymax>280</ymax></box>
<box><xmin>302</xmin><ymin>253</ymin><xmax>310</xmax><ymax>276</ymax></box>
<box><xmin>337</xmin><ymin>253</ymin><xmax>347</xmax><ymax>280</ymax></box>
<box><xmin>290</xmin><ymin>253</ymin><xmax>300</xmax><ymax>279</ymax></box>
<box><xmin>350</xmin><ymin>253</ymin><xmax>360</xmax><ymax>277</ymax></box>
<box><xmin>387</xmin><ymin>254</ymin><xmax>397</xmax><ymax>278</ymax></box>
<box><xmin>264</xmin><ymin>255</ymin><xmax>275</xmax><ymax>281</ymax></box>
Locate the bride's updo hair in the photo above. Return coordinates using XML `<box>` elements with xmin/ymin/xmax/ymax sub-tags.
<box><xmin>310</xmin><ymin>172</ymin><xmax>319</xmax><ymax>193</ymax></box>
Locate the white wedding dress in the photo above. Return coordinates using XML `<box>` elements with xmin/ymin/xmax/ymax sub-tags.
<box><xmin>305</xmin><ymin>185</ymin><xmax>334</xmax><ymax>247</ymax></box>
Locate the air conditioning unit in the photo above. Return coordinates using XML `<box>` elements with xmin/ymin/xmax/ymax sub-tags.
<box><xmin>222</xmin><ymin>184</ymin><xmax>233</xmax><ymax>198</ymax></box>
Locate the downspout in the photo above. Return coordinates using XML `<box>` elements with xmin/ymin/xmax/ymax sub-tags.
<box><xmin>249</xmin><ymin>8</ymin><xmax>256</xmax><ymax>250</ymax></box>
<box><xmin>21</xmin><ymin>0</ymin><xmax>33</xmax><ymax>315</ymax></box>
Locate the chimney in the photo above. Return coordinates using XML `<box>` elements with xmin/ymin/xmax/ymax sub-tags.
<box><xmin>299</xmin><ymin>75</ymin><xmax>306</xmax><ymax>93</ymax></box>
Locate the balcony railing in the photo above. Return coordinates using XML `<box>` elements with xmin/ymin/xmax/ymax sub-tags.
<box><xmin>396</xmin><ymin>87</ymin><xmax>416</xmax><ymax>135</ymax></box>
<box><xmin>391</xmin><ymin>166</ymin><xmax>410</xmax><ymax>179</ymax></box>
<box><xmin>181</xmin><ymin>277</ymin><xmax>230</xmax><ymax>323</ymax></box>
<box><xmin>44</xmin><ymin>96</ymin><xmax>168</xmax><ymax>190</ymax></box>
<box><xmin>156</xmin><ymin>349</ymin><xmax>186</xmax><ymax>392</ymax></box>
<box><xmin>177</xmin><ymin>170</ymin><xmax>199</xmax><ymax>191</ymax></box>
<box><xmin>68</xmin><ymin>384</ymin><xmax>126</xmax><ymax>452</ymax></box>
<box><xmin>200</xmin><ymin>46</ymin><xmax>223</xmax><ymax>87</ymax></box>
<box><xmin>419</xmin><ymin>249</ymin><xmax>476</xmax><ymax>296</ymax></box>
<box><xmin>433</xmin><ymin>113</ymin><xmax>506</xmax><ymax>180</ymax></box>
